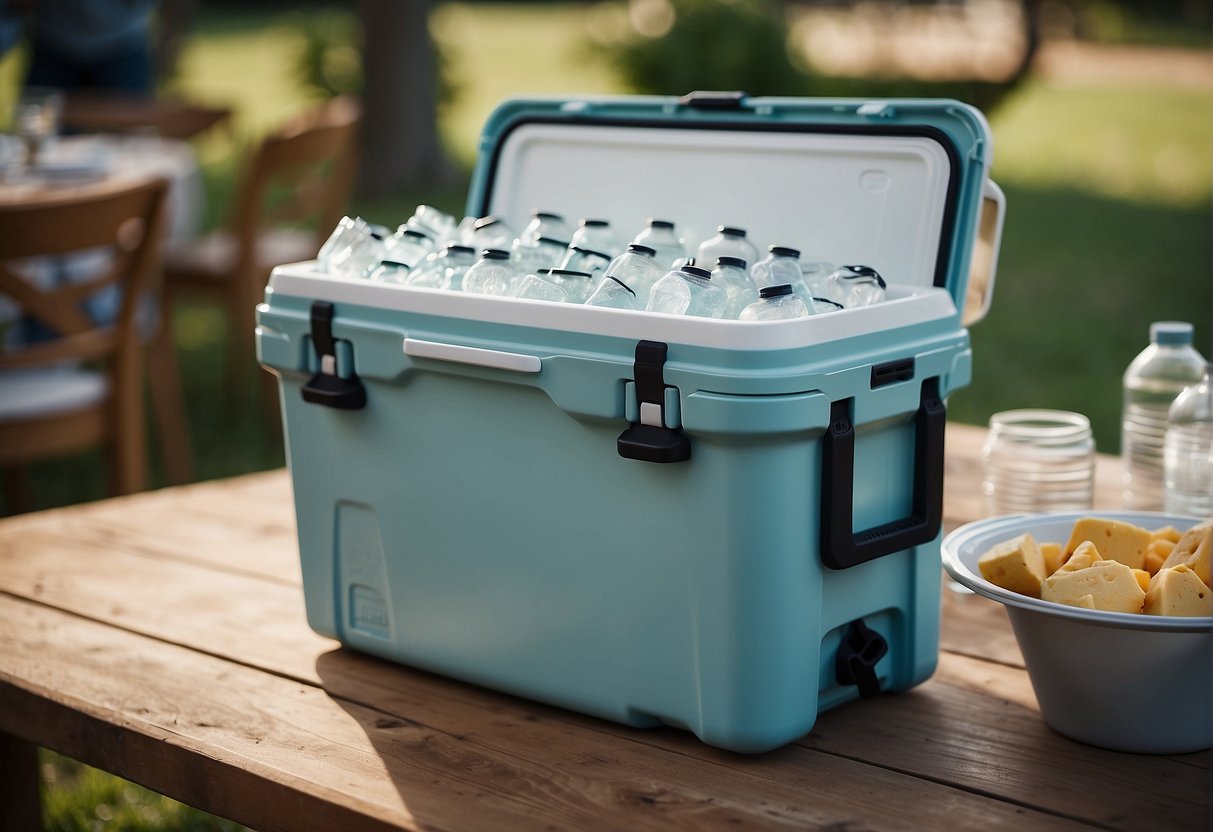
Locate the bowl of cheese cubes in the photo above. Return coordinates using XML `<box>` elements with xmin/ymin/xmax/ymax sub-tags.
<box><xmin>942</xmin><ymin>511</ymin><xmax>1211</xmax><ymax>754</ymax></box>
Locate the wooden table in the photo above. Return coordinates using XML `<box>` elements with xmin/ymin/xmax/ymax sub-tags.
<box><xmin>0</xmin><ymin>423</ymin><xmax>1207</xmax><ymax>831</ymax></box>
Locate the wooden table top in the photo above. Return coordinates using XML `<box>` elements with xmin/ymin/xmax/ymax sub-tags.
<box><xmin>0</xmin><ymin>422</ymin><xmax>1207</xmax><ymax>831</ymax></box>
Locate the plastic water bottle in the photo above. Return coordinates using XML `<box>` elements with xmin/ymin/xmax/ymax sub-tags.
<box><xmin>461</xmin><ymin>249</ymin><xmax>516</xmax><ymax>296</ymax></box>
<box><xmin>559</xmin><ymin>246</ymin><xmax>612</xmax><ymax>279</ymax></box>
<box><xmin>604</xmin><ymin>244</ymin><xmax>665</xmax><ymax>308</ymax></box>
<box><xmin>570</xmin><ymin>219</ymin><xmax>619</xmax><ymax>255</ymax></box>
<box><xmin>519</xmin><ymin>211</ymin><xmax>572</xmax><ymax>247</ymax></box>
<box><xmin>382</xmin><ymin>227</ymin><xmax>434</xmax><ymax>268</ymax></box>
<box><xmin>470</xmin><ymin>216</ymin><xmax>515</xmax><ymax>250</ymax></box>
<box><xmin>822</xmin><ymin>265</ymin><xmax>887</xmax><ymax>309</ymax></box>
<box><xmin>585</xmin><ymin>275</ymin><xmax>639</xmax><ymax>310</ymax></box>
<box><xmin>696</xmin><ymin>226</ymin><xmax>759</xmax><ymax>269</ymax></box>
<box><xmin>408</xmin><ymin>243</ymin><xmax>476</xmax><ymax>290</ymax></box>
<box><xmin>542</xmin><ymin>268</ymin><xmax>595</xmax><ymax>303</ymax></box>
<box><xmin>511</xmin><ymin>235</ymin><xmax>568</xmax><ymax>282</ymax></box>
<box><xmin>1122</xmin><ymin>322</ymin><xmax>1206</xmax><ymax>510</ymax></box>
<box><xmin>712</xmin><ymin>256</ymin><xmax>759</xmax><ymax>319</ymax></box>
<box><xmin>513</xmin><ymin>271</ymin><xmax>568</xmax><ymax>303</ymax></box>
<box><xmin>646</xmin><ymin>264</ymin><xmax>727</xmax><ymax>319</ymax></box>
<box><xmin>405</xmin><ymin>204</ymin><xmax>458</xmax><ymax>243</ymax></box>
<box><xmin>366</xmin><ymin>260</ymin><xmax>412</xmax><ymax>284</ymax></box>
<box><xmin>631</xmin><ymin>219</ymin><xmax>686</xmax><ymax>269</ymax></box>
<box><xmin>739</xmin><ymin>284</ymin><xmax>812</xmax><ymax>321</ymax></box>
<box><xmin>1164</xmin><ymin>363</ymin><xmax>1213</xmax><ymax>516</ymax></box>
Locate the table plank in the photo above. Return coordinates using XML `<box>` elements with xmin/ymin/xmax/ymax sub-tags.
<box><xmin>0</xmin><ymin>595</ymin><xmax>1103</xmax><ymax>832</ymax></box>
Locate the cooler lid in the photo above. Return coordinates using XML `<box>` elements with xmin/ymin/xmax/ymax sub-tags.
<box><xmin>468</xmin><ymin>93</ymin><xmax>994</xmax><ymax>314</ymax></box>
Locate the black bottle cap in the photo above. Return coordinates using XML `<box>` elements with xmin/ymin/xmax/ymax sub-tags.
<box><xmin>532</xmin><ymin>210</ymin><xmax>564</xmax><ymax>221</ymax></box>
<box><xmin>580</xmin><ymin>218</ymin><xmax>609</xmax><ymax>227</ymax></box>
<box><xmin>536</xmin><ymin>236</ymin><xmax>570</xmax><ymax>248</ymax></box>
<box><xmin>378</xmin><ymin>260</ymin><xmax>410</xmax><ymax>269</ymax></box>
<box><xmin>570</xmin><ymin>246</ymin><xmax>610</xmax><ymax>260</ymax></box>
<box><xmin>628</xmin><ymin>244</ymin><xmax>656</xmax><ymax>256</ymax></box>
<box><xmin>840</xmin><ymin>264</ymin><xmax>887</xmax><ymax>289</ymax></box>
<box><xmin>759</xmin><ymin>284</ymin><xmax>793</xmax><ymax>299</ymax></box>
<box><xmin>549</xmin><ymin>269</ymin><xmax>592</xmax><ymax>279</ymax></box>
<box><xmin>718</xmin><ymin>226</ymin><xmax>746</xmax><ymax>237</ymax></box>
<box><xmin>647</xmin><ymin>219</ymin><xmax>674</xmax><ymax>229</ymax></box>
<box><xmin>481</xmin><ymin>249</ymin><xmax>510</xmax><ymax>260</ymax></box>
<box><xmin>681</xmin><ymin>265</ymin><xmax>712</xmax><ymax>279</ymax></box>
<box><xmin>444</xmin><ymin>244</ymin><xmax>475</xmax><ymax>254</ymax></box>
<box><xmin>769</xmin><ymin>245</ymin><xmax>801</xmax><ymax>258</ymax></box>
<box><xmin>716</xmin><ymin>256</ymin><xmax>747</xmax><ymax>269</ymax></box>
<box><xmin>473</xmin><ymin>216</ymin><xmax>502</xmax><ymax>230</ymax></box>
<box><xmin>401</xmin><ymin>228</ymin><xmax>430</xmax><ymax>240</ymax></box>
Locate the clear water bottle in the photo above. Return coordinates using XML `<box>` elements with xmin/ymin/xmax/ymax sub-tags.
<box><xmin>366</xmin><ymin>260</ymin><xmax>412</xmax><ymax>284</ymax></box>
<box><xmin>1122</xmin><ymin>322</ymin><xmax>1206</xmax><ymax>510</ymax></box>
<box><xmin>318</xmin><ymin>215</ymin><xmax>372</xmax><ymax>272</ymax></box>
<box><xmin>585</xmin><ymin>275</ymin><xmax>639</xmax><ymax>310</ymax></box>
<box><xmin>470</xmin><ymin>216</ymin><xmax>515</xmax><ymax>250</ymax></box>
<box><xmin>382</xmin><ymin>227</ymin><xmax>434</xmax><ymax>268</ymax></box>
<box><xmin>646</xmin><ymin>264</ymin><xmax>727</xmax><ymax>319</ymax></box>
<box><xmin>542</xmin><ymin>268</ymin><xmax>595</xmax><ymax>303</ymax></box>
<box><xmin>559</xmin><ymin>246</ymin><xmax>612</xmax><ymax>279</ymax></box>
<box><xmin>822</xmin><ymin>265</ymin><xmax>887</xmax><ymax>309</ymax></box>
<box><xmin>712</xmin><ymin>256</ymin><xmax>759</xmax><ymax>319</ymax></box>
<box><xmin>519</xmin><ymin>210</ymin><xmax>573</xmax><ymax>246</ymax></box>
<box><xmin>511</xmin><ymin>235</ymin><xmax>568</xmax><ymax>284</ymax></box>
<box><xmin>739</xmin><ymin>284</ymin><xmax>812</xmax><ymax>321</ymax></box>
<box><xmin>570</xmin><ymin>219</ymin><xmax>619</xmax><ymax>256</ymax></box>
<box><xmin>1164</xmin><ymin>362</ymin><xmax>1213</xmax><ymax>516</ymax></box>
<box><xmin>696</xmin><ymin>225</ymin><xmax>759</xmax><ymax>269</ymax></box>
<box><xmin>405</xmin><ymin>204</ymin><xmax>458</xmax><ymax>243</ymax></box>
<box><xmin>461</xmin><ymin>249</ymin><xmax>516</xmax><ymax>296</ymax></box>
<box><xmin>631</xmin><ymin>219</ymin><xmax>686</xmax><ymax>269</ymax></box>
<box><xmin>603</xmin><ymin>244</ymin><xmax>665</xmax><ymax>308</ymax></box>
<box><xmin>513</xmin><ymin>271</ymin><xmax>568</xmax><ymax>303</ymax></box>
<box><xmin>408</xmin><ymin>243</ymin><xmax>476</xmax><ymax>290</ymax></box>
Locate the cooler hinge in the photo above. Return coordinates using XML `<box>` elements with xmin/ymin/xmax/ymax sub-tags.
<box><xmin>301</xmin><ymin>301</ymin><xmax>367</xmax><ymax>410</ymax></box>
<box><xmin>617</xmin><ymin>340</ymin><xmax>691</xmax><ymax>463</ymax></box>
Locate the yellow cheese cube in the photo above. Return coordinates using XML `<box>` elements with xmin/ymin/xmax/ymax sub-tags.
<box><xmin>1055</xmin><ymin>540</ymin><xmax>1099</xmax><ymax>574</ymax></box>
<box><xmin>1131</xmin><ymin>568</ymin><xmax>1150</xmax><ymax>593</ymax></box>
<box><xmin>1144</xmin><ymin>549</ymin><xmax>1166</xmax><ymax>576</ymax></box>
<box><xmin>1144</xmin><ymin>565</ymin><xmax>1213</xmax><ymax>617</ymax></box>
<box><xmin>1063</xmin><ymin>518</ymin><xmax>1150</xmax><ymax>570</ymax></box>
<box><xmin>978</xmin><ymin>533</ymin><xmax>1046</xmax><ymax>597</ymax></box>
<box><xmin>1151</xmin><ymin>525</ymin><xmax>1182</xmax><ymax>544</ymax></box>
<box><xmin>1041</xmin><ymin>558</ymin><xmax>1145</xmax><ymax>614</ymax></box>
<box><xmin>1162</xmin><ymin>521</ymin><xmax>1211</xmax><ymax>588</ymax></box>
<box><xmin>1040</xmin><ymin>542</ymin><xmax>1064</xmax><ymax>576</ymax></box>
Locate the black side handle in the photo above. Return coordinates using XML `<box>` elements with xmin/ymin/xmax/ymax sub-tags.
<box><xmin>301</xmin><ymin>301</ymin><xmax>367</xmax><ymax>410</ymax></box>
<box><xmin>819</xmin><ymin>377</ymin><xmax>945</xmax><ymax>570</ymax></box>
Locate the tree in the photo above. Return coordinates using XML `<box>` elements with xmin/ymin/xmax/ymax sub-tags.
<box><xmin>354</xmin><ymin>0</ymin><xmax>456</xmax><ymax>199</ymax></box>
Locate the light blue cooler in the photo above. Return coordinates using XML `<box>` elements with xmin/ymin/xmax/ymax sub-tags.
<box><xmin>257</xmin><ymin>94</ymin><xmax>1005</xmax><ymax>753</ymax></box>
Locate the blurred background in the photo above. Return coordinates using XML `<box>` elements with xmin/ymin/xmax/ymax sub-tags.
<box><xmin>0</xmin><ymin>0</ymin><xmax>1209</xmax><ymax>826</ymax></box>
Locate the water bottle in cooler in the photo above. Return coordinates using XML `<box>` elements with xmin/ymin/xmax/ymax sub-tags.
<box><xmin>1122</xmin><ymin>322</ymin><xmax>1206</xmax><ymax>509</ymax></box>
<box><xmin>1164</xmin><ymin>363</ymin><xmax>1213</xmax><ymax>516</ymax></box>
<box><xmin>585</xmin><ymin>275</ymin><xmax>639</xmax><ymax>310</ymax></box>
<box><xmin>519</xmin><ymin>211</ymin><xmax>572</xmax><ymax>247</ymax></box>
<box><xmin>711</xmin><ymin>256</ymin><xmax>758</xmax><ymax>319</ymax></box>
<box><xmin>603</xmin><ymin>244</ymin><xmax>664</xmax><ymax>307</ymax></box>
<box><xmin>646</xmin><ymin>264</ymin><xmax>727</xmax><ymax>319</ymax></box>
<box><xmin>739</xmin><ymin>284</ymin><xmax>812</xmax><ymax>321</ymax></box>
<box><xmin>570</xmin><ymin>219</ymin><xmax>619</xmax><ymax>256</ymax></box>
<box><xmin>696</xmin><ymin>226</ymin><xmax>759</xmax><ymax>269</ymax></box>
<box><xmin>461</xmin><ymin>249</ymin><xmax>516</xmax><ymax>296</ymax></box>
<box><xmin>631</xmin><ymin>219</ymin><xmax>686</xmax><ymax>269</ymax></box>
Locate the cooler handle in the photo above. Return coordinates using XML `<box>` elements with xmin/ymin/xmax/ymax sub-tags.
<box><xmin>404</xmin><ymin>338</ymin><xmax>542</xmax><ymax>373</ymax></box>
<box><xmin>819</xmin><ymin>378</ymin><xmax>945</xmax><ymax>570</ymax></box>
<box><xmin>962</xmin><ymin>179</ymin><xmax>1005</xmax><ymax>326</ymax></box>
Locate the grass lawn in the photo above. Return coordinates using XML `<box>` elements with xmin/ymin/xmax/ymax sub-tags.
<box><xmin>1</xmin><ymin>4</ymin><xmax>1210</xmax><ymax>828</ymax></box>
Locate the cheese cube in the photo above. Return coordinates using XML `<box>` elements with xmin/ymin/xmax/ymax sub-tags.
<box><xmin>1041</xmin><ymin>558</ymin><xmax>1145</xmax><ymax>613</ymax></box>
<box><xmin>978</xmin><ymin>533</ymin><xmax>1046</xmax><ymax>597</ymax></box>
<box><xmin>1144</xmin><ymin>549</ymin><xmax>1166</xmax><ymax>576</ymax></box>
<box><xmin>1161</xmin><ymin>520</ymin><xmax>1211</xmax><ymax>588</ymax></box>
<box><xmin>1131</xmin><ymin>569</ymin><xmax>1150</xmax><ymax>593</ymax></box>
<box><xmin>1063</xmin><ymin>518</ymin><xmax>1150</xmax><ymax>570</ymax></box>
<box><xmin>1055</xmin><ymin>540</ymin><xmax>1099</xmax><ymax>574</ymax></box>
<box><xmin>1040</xmin><ymin>542</ymin><xmax>1064</xmax><ymax>576</ymax></box>
<box><xmin>1068</xmin><ymin>594</ymin><xmax>1096</xmax><ymax>610</ymax></box>
<box><xmin>1151</xmin><ymin>525</ymin><xmax>1182</xmax><ymax>544</ymax></box>
<box><xmin>1144</xmin><ymin>565</ymin><xmax>1213</xmax><ymax>617</ymax></box>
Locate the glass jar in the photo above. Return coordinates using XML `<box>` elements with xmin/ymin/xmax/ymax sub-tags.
<box><xmin>981</xmin><ymin>410</ymin><xmax>1095</xmax><ymax>516</ymax></box>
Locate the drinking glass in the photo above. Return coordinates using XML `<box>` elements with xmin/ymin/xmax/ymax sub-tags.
<box><xmin>981</xmin><ymin>410</ymin><xmax>1095</xmax><ymax>517</ymax></box>
<box><xmin>14</xmin><ymin>87</ymin><xmax>63</xmax><ymax>167</ymax></box>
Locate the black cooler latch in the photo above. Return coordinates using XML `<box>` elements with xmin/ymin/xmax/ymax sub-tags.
<box><xmin>617</xmin><ymin>340</ymin><xmax>691</xmax><ymax>463</ymax></box>
<box><xmin>835</xmin><ymin>619</ymin><xmax>888</xmax><ymax>699</ymax></box>
<box><xmin>301</xmin><ymin>301</ymin><xmax>366</xmax><ymax>410</ymax></box>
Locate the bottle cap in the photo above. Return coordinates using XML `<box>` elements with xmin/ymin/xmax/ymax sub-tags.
<box><xmin>718</xmin><ymin>226</ymin><xmax>746</xmax><ymax>237</ymax></box>
<box><xmin>536</xmin><ymin>236</ymin><xmax>570</xmax><ymax>248</ymax></box>
<box><xmin>681</xmin><ymin>265</ymin><xmax>711</xmax><ymax>279</ymax></box>
<box><xmin>378</xmin><ymin>260</ymin><xmax>410</xmax><ymax>270</ymax></box>
<box><xmin>445</xmin><ymin>244</ymin><xmax>475</xmax><ymax>255</ymax></box>
<box><xmin>647</xmin><ymin>219</ymin><xmax>675</xmax><ymax>229</ymax></box>
<box><xmin>473</xmin><ymin>216</ymin><xmax>502</xmax><ymax>230</ymax></box>
<box><xmin>401</xmin><ymin>228</ymin><xmax>430</xmax><ymax>241</ymax></box>
<box><xmin>716</xmin><ymin>256</ymin><xmax>747</xmax><ymax>269</ymax></box>
<box><xmin>532</xmin><ymin>210</ymin><xmax>564</xmax><ymax>221</ymax></box>
<box><xmin>549</xmin><ymin>269</ymin><xmax>592</xmax><ymax>279</ymax></box>
<box><xmin>1150</xmin><ymin>321</ymin><xmax>1194</xmax><ymax>346</ymax></box>
<box><xmin>769</xmin><ymin>245</ymin><xmax>801</xmax><ymax>258</ymax></box>
<box><xmin>628</xmin><ymin>244</ymin><xmax>656</xmax><ymax>256</ymax></box>
<box><xmin>760</xmin><ymin>284</ymin><xmax>793</xmax><ymax>299</ymax></box>
<box><xmin>571</xmin><ymin>246</ymin><xmax>610</xmax><ymax>260</ymax></box>
<box><xmin>580</xmin><ymin>218</ymin><xmax>609</xmax><ymax>227</ymax></box>
<box><xmin>481</xmin><ymin>249</ymin><xmax>510</xmax><ymax>260</ymax></box>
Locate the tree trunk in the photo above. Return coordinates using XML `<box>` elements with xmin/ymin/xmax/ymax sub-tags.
<box><xmin>355</xmin><ymin>0</ymin><xmax>456</xmax><ymax>199</ymax></box>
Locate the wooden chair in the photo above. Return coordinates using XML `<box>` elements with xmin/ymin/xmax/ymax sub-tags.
<box><xmin>160</xmin><ymin>95</ymin><xmax>362</xmax><ymax>404</ymax></box>
<box><xmin>0</xmin><ymin>178</ymin><xmax>171</xmax><ymax>510</ymax></box>
<box><xmin>61</xmin><ymin>92</ymin><xmax>233</xmax><ymax>141</ymax></box>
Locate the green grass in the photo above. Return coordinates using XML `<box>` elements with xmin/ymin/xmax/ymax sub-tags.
<box><xmin>3</xmin><ymin>3</ymin><xmax>1211</xmax><ymax>828</ymax></box>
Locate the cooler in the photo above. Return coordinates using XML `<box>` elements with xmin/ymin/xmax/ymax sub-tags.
<box><xmin>257</xmin><ymin>93</ymin><xmax>1005</xmax><ymax>753</ymax></box>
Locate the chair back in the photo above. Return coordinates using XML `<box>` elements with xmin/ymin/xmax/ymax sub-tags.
<box><xmin>0</xmin><ymin>178</ymin><xmax>169</xmax><ymax>372</ymax></box>
<box><xmin>227</xmin><ymin>95</ymin><xmax>362</xmax><ymax>289</ymax></box>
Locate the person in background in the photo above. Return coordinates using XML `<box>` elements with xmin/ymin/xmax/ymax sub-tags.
<box><xmin>1</xmin><ymin>0</ymin><xmax>159</xmax><ymax>96</ymax></box>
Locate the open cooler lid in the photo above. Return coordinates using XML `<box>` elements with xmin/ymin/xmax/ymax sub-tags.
<box><xmin>469</xmin><ymin>93</ymin><xmax>994</xmax><ymax>315</ymax></box>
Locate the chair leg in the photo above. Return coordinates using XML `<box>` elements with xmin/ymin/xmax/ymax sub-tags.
<box><xmin>2</xmin><ymin>466</ymin><xmax>31</xmax><ymax>515</ymax></box>
<box><xmin>146</xmin><ymin>303</ymin><xmax>195</xmax><ymax>485</ymax></box>
<box><xmin>108</xmin><ymin>347</ymin><xmax>148</xmax><ymax>496</ymax></box>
